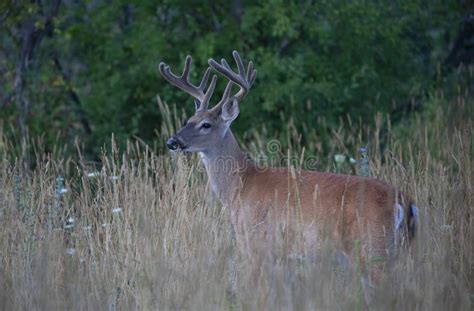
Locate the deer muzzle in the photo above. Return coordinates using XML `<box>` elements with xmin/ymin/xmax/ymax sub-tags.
<box><xmin>166</xmin><ymin>137</ymin><xmax>185</xmax><ymax>151</ymax></box>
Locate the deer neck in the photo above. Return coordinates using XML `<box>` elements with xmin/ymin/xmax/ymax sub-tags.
<box><xmin>199</xmin><ymin>129</ymin><xmax>248</xmax><ymax>205</ymax></box>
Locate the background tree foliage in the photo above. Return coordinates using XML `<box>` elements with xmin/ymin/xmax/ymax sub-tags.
<box><xmin>0</xmin><ymin>0</ymin><xmax>471</xmax><ymax>159</ymax></box>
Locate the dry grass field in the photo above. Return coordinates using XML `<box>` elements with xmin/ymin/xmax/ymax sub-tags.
<box><xmin>0</xmin><ymin>94</ymin><xmax>472</xmax><ymax>310</ymax></box>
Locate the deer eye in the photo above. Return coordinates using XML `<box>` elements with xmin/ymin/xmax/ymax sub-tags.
<box><xmin>201</xmin><ymin>122</ymin><xmax>211</xmax><ymax>129</ymax></box>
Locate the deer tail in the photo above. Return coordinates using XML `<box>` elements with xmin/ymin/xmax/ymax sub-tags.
<box><xmin>395</xmin><ymin>192</ymin><xmax>418</xmax><ymax>242</ymax></box>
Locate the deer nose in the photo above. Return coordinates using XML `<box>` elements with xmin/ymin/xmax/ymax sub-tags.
<box><xmin>166</xmin><ymin>137</ymin><xmax>180</xmax><ymax>150</ymax></box>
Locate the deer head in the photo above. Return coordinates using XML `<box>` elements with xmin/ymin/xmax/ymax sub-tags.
<box><xmin>159</xmin><ymin>51</ymin><xmax>257</xmax><ymax>153</ymax></box>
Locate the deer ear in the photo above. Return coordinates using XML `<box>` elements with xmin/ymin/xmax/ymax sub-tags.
<box><xmin>221</xmin><ymin>99</ymin><xmax>240</xmax><ymax>122</ymax></box>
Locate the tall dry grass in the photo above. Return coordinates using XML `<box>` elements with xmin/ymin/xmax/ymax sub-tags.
<box><xmin>0</xmin><ymin>94</ymin><xmax>472</xmax><ymax>310</ymax></box>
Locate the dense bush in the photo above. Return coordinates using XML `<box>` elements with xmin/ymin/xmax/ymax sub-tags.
<box><xmin>0</xmin><ymin>1</ymin><xmax>466</xmax><ymax>158</ymax></box>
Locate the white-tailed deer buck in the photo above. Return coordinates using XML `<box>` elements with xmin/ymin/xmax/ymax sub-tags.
<box><xmin>159</xmin><ymin>51</ymin><xmax>418</xmax><ymax>285</ymax></box>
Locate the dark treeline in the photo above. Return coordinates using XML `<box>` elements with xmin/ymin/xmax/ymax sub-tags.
<box><xmin>0</xmin><ymin>1</ymin><xmax>472</xmax><ymax>160</ymax></box>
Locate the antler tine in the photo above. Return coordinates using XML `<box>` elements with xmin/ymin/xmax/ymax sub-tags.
<box><xmin>233</xmin><ymin>51</ymin><xmax>245</xmax><ymax>77</ymax></box>
<box><xmin>220</xmin><ymin>58</ymin><xmax>232</xmax><ymax>71</ymax></box>
<box><xmin>200</xmin><ymin>75</ymin><xmax>217</xmax><ymax>111</ymax></box>
<box><xmin>209</xmin><ymin>80</ymin><xmax>233</xmax><ymax>114</ymax></box>
<box><xmin>246</xmin><ymin>61</ymin><xmax>254</xmax><ymax>81</ymax></box>
<box><xmin>221</xmin><ymin>81</ymin><xmax>234</xmax><ymax>102</ymax></box>
<box><xmin>195</xmin><ymin>67</ymin><xmax>215</xmax><ymax>111</ymax></box>
<box><xmin>198</xmin><ymin>67</ymin><xmax>211</xmax><ymax>91</ymax></box>
<box><xmin>159</xmin><ymin>55</ymin><xmax>217</xmax><ymax>111</ymax></box>
<box><xmin>182</xmin><ymin>55</ymin><xmax>192</xmax><ymax>82</ymax></box>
